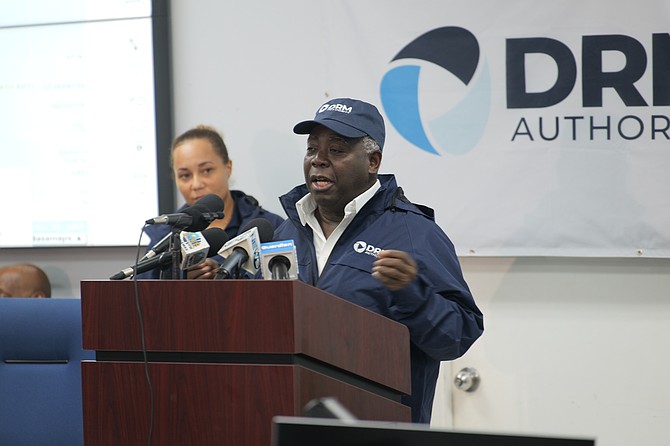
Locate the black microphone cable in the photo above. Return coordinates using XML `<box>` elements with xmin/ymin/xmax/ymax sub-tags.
<box><xmin>132</xmin><ymin>224</ymin><xmax>155</xmax><ymax>446</ymax></box>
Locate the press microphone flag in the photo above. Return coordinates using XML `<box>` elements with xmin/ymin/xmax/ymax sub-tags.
<box><xmin>260</xmin><ymin>240</ymin><xmax>298</xmax><ymax>280</ymax></box>
<box><xmin>179</xmin><ymin>230</ymin><xmax>210</xmax><ymax>270</ymax></box>
<box><xmin>215</xmin><ymin>218</ymin><xmax>276</xmax><ymax>279</ymax></box>
<box><xmin>216</xmin><ymin>226</ymin><xmax>262</xmax><ymax>278</ymax></box>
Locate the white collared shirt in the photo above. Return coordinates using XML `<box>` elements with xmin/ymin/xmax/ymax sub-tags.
<box><xmin>296</xmin><ymin>180</ymin><xmax>381</xmax><ymax>276</ymax></box>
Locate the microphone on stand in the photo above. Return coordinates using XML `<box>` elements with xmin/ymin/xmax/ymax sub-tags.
<box><xmin>110</xmin><ymin>228</ymin><xmax>229</xmax><ymax>280</ymax></box>
<box><xmin>145</xmin><ymin>194</ymin><xmax>224</xmax><ymax>232</ymax></box>
<box><xmin>139</xmin><ymin>231</ymin><xmax>172</xmax><ymax>262</ymax></box>
<box><xmin>215</xmin><ymin>218</ymin><xmax>275</xmax><ymax>279</ymax></box>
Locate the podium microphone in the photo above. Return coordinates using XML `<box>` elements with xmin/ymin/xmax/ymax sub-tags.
<box><xmin>260</xmin><ymin>240</ymin><xmax>299</xmax><ymax>280</ymax></box>
<box><xmin>215</xmin><ymin>218</ymin><xmax>275</xmax><ymax>279</ymax></box>
<box><xmin>145</xmin><ymin>193</ymin><xmax>224</xmax><ymax>232</ymax></box>
<box><xmin>140</xmin><ymin>231</ymin><xmax>172</xmax><ymax>262</ymax></box>
<box><xmin>110</xmin><ymin>227</ymin><xmax>229</xmax><ymax>280</ymax></box>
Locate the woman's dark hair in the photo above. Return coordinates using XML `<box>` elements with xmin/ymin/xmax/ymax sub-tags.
<box><xmin>170</xmin><ymin>125</ymin><xmax>230</xmax><ymax>167</ymax></box>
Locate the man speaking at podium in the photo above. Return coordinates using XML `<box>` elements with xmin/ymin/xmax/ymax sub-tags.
<box><xmin>273</xmin><ymin>97</ymin><xmax>484</xmax><ymax>423</ymax></box>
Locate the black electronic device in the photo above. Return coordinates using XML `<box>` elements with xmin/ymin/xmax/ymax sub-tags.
<box><xmin>271</xmin><ymin>416</ymin><xmax>596</xmax><ymax>446</ymax></box>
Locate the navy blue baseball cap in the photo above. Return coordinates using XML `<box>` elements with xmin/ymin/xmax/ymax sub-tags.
<box><xmin>293</xmin><ymin>98</ymin><xmax>385</xmax><ymax>150</ymax></box>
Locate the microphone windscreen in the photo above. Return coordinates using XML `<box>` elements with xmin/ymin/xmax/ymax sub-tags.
<box><xmin>182</xmin><ymin>206</ymin><xmax>208</xmax><ymax>232</ymax></box>
<box><xmin>241</xmin><ymin>218</ymin><xmax>275</xmax><ymax>243</ymax></box>
<box><xmin>192</xmin><ymin>193</ymin><xmax>225</xmax><ymax>213</ymax></box>
<box><xmin>202</xmin><ymin>227</ymin><xmax>230</xmax><ymax>255</ymax></box>
<box><xmin>181</xmin><ymin>194</ymin><xmax>225</xmax><ymax>232</ymax></box>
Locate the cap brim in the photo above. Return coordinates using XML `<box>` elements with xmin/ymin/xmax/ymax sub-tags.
<box><xmin>293</xmin><ymin>118</ymin><xmax>368</xmax><ymax>139</ymax></box>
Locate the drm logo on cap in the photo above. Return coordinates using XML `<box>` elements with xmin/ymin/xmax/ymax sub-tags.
<box><xmin>319</xmin><ymin>103</ymin><xmax>352</xmax><ymax>114</ymax></box>
<box><xmin>353</xmin><ymin>240</ymin><xmax>383</xmax><ymax>257</ymax></box>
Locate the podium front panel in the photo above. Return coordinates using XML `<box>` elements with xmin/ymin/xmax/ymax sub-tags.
<box><xmin>81</xmin><ymin>280</ymin><xmax>410</xmax><ymax>394</ymax></box>
<box><xmin>82</xmin><ymin>361</ymin><xmax>410</xmax><ymax>446</ymax></box>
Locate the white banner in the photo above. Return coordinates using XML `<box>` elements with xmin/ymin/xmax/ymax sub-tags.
<box><xmin>174</xmin><ymin>0</ymin><xmax>670</xmax><ymax>257</ymax></box>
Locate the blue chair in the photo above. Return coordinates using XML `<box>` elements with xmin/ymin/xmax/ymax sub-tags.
<box><xmin>0</xmin><ymin>298</ymin><xmax>95</xmax><ymax>446</ymax></box>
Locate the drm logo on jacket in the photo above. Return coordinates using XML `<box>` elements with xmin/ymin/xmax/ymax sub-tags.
<box><xmin>353</xmin><ymin>240</ymin><xmax>383</xmax><ymax>257</ymax></box>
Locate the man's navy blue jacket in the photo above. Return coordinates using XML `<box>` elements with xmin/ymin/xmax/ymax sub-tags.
<box><xmin>273</xmin><ymin>174</ymin><xmax>484</xmax><ymax>423</ymax></box>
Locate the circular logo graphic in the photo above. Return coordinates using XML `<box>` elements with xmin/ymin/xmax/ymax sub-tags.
<box><xmin>380</xmin><ymin>26</ymin><xmax>491</xmax><ymax>156</ymax></box>
<box><xmin>353</xmin><ymin>241</ymin><xmax>367</xmax><ymax>253</ymax></box>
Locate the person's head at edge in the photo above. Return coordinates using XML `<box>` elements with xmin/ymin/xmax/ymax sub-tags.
<box><xmin>293</xmin><ymin>97</ymin><xmax>384</xmax><ymax>222</ymax></box>
<box><xmin>170</xmin><ymin>125</ymin><xmax>234</xmax><ymax>209</ymax></box>
<box><xmin>0</xmin><ymin>263</ymin><xmax>52</xmax><ymax>298</ymax></box>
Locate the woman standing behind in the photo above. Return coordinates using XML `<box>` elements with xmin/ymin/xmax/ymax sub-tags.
<box><xmin>140</xmin><ymin>125</ymin><xmax>284</xmax><ymax>279</ymax></box>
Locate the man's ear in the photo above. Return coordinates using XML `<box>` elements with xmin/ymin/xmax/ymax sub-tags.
<box><xmin>368</xmin><ymin>151</ymin><xmax>382</xmax><ymax>174</ymax></box>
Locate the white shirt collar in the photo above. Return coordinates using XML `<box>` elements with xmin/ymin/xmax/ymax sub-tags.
<box><xmin>296</xmin><ymin>179</ymin><xmax>381</xmax><ymax>228</ymax></box>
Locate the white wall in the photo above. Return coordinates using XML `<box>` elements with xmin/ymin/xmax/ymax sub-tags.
<box><xmin>441</xmin><ymin>257</ymin><xmax>670</xmax><ymax>446</ymax></box>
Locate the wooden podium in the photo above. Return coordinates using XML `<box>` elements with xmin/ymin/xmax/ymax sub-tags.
<box><xmin>80</xmin><ymin>280</ymin><xmax>411</xmax><ymax>445</ymax></box>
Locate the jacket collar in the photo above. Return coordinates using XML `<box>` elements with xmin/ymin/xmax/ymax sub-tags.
<box><xmin>280</xmin><ymin>174</ymin><xmax>434</xmax><ymax>223</ymax></box>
